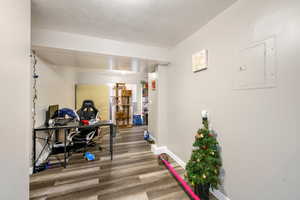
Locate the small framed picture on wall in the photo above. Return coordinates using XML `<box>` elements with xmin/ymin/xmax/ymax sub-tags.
<box><xmin>151</xmin><ymin>80</ymin><xmax>156</xmax><ymax>91</ymax></box>
<box><xmin>192</xmin><ymin>49</ymin><xmax>208</xmax><ymax>73</ymax></box>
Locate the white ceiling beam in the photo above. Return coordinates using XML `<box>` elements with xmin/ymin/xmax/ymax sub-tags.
<box><xmin>32</xmin><ymin>29</ymin><xmax>171</xmax><ymax>63</ymax></box>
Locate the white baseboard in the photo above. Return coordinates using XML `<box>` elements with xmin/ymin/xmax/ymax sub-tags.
<box><xmin>210</xmin><ymin>189</ymin><xmax>231</xmax><ymax>200</ymax></box>
<box><xmin>151</xmin><ymin>144</ymin><xmax>167</xmax><ymax>155</ymax></box>
<box><xmin>165</xmin><ymin>147</ymin><xmax>186</xmax><ymax>169</ymax></box>
<box><xmin>151</xmin><ymin>144</ymin><xmax>185</xmax><ymax>168</ymax></box>
<box><xmin>151</xmin><ymin>144</ymin><xmax>230</xmax><ymax>200</ymax></box>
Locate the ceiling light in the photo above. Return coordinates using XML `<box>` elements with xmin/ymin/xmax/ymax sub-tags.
<box><xmin>110</xmin><ymin>69</ymin><xmax>136</xmax><ymax>75</ymax></box>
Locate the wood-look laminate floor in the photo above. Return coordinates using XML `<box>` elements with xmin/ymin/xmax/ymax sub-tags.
<box><xmin>30</xmin><ymin>126</ymin><xmax>216</xmax><ymax>200</ymax></box>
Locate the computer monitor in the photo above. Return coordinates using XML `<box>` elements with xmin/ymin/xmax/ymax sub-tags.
<box><xmin>49</xmin><ymin>105</ymin><xmax>59</xmax><ymax>118</ymax></box>
<box><xmin>45</xmin><ymin>105</ymin><xmax>59</xmax><ymax>126</ymax></box>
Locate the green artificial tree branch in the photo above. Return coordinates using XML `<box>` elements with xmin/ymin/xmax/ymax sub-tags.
<box><xmin>185</xmin><ymin>118</ymin><xmax>222</xmax><ymax>190</ymax></box>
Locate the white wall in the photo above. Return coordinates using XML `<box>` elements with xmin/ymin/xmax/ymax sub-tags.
<box><xmin>156</xmin><ymin>66</ymin><xmax>169</xmax><ymax>146</ymax></box>
<box><xmin>35</xmin><ymin>58</ymin><xmax>76</xmax><ymax>127</ymax></box>
<box><xmin>33</xmin><ymin>58</ymin><xmax>76</xmax><ymax>165</ymax></box>
<box><xmin>148</xmin><ymin>66</ymin><xmax>169</xmax><ymax>144</ymax></box>
<box><xmin>160</xmin><ymin>0</ymin><xmax>300</xmax><ymax>199</ymax></box>
<box><xmin>0</xmin><ymin>0</ymin><xmax>31</xmax><ymax>199</ymax></box>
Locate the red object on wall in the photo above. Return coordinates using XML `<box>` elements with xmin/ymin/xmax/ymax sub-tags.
<box><xmin>151</xmin><ymin>80</ymin><xmax>156</xmax><ymax>90</ymax></box>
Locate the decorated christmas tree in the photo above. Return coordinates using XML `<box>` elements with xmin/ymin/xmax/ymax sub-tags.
<box><xmin>185</xmin><ymin>112</ymin><xmax>222</xmax><ymax>200</ymax></box>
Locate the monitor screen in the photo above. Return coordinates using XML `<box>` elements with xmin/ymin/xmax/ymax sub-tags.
<box><xmin>48</xmin><ymin>105</ymin><xmax>59</xmax><ymax>119</ymax></box>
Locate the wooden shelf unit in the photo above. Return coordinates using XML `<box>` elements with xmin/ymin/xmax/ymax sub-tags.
<box><xmin>114</xmin><ymin>83</ymin><xmax>132</xmax><ymax>128</ymax></box>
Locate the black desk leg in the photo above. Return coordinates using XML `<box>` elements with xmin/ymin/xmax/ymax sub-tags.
<box><xmin>33</xmin><ymin>130</ymin><xmax>36</xmax><ymax>174</ymax></box>
<box><xmin>110</xmin><ymin>125</ymin><xmax>113</xmax><ymax>160</ymax></box>
<box><xmin>64</xmin><ymin>129</ymin><xmax>67</xmax><ymax>168</ymax></box>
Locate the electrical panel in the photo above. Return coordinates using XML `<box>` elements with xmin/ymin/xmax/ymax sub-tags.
<box><xmin>234</xmin><ymin>37</ymin><xmax>276</xmax><ymax>90</ymax></box>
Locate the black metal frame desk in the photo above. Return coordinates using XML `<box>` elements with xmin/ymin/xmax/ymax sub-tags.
<box><xmin>33</xmin><ymin>120</ymin><xmax>115</xmax><ymax>174</ymax></box>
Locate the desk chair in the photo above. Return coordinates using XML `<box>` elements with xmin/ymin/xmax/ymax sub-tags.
<box><xmin>69</xmin><ymin>100</ymin><xmax>101</xmax><ymax>152</ymax></box>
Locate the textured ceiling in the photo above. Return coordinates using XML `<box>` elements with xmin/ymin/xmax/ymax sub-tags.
<box><xmin>32</xmin><ymin>0</ymin><xmax>237</xmax><ymax>47</ymax></box>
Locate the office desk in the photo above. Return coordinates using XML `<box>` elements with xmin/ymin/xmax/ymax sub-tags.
<box><xmin>33</xmin><ymin>120</ymin><xmax>115</xmax><ymax>174</ymax></box>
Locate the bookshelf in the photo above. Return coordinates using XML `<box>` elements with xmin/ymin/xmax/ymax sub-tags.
<box><xmin>114</xmin><ymin>83</ymin><xmax>133</xmax><ymax>128</ymax></box>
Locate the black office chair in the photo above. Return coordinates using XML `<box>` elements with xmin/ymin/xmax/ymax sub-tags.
<box><xmin>69</xmin><ymin>100</ymin><xmax>100</xmax><ymax>152</ymax></box>
<box><xmin>77</xmin><ymin>100</ymin><xmax>99</xmax><ymax>121</ymax></box>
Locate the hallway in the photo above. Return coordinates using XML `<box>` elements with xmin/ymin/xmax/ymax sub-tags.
<box><xmin>30</xmin><ymin>127</ymin><xmax>190</xmax><ymax>200</ymax></box>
